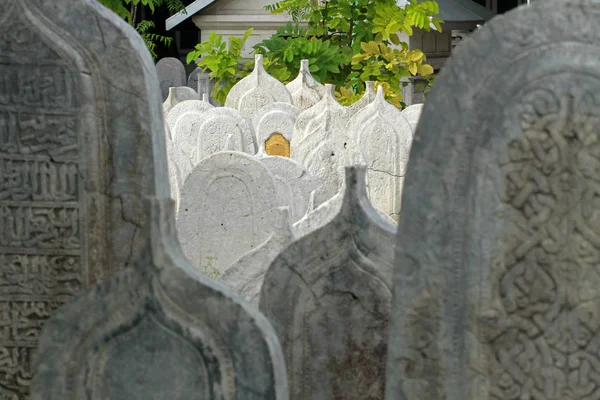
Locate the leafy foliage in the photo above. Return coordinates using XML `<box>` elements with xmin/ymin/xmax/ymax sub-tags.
<box><xmin>187</xmin><ymin>29</ymin><xmax>255</xmax><ymax>105</ymax></box>
<box><xmin>98</xmin><ymin>0</ymin><xmax>185</xmax><ymax>59</ymax></box>
<box><xmin>189</xmin><ymin>0</ymin><xmax>443</xmax><ymax>108</ymax></box>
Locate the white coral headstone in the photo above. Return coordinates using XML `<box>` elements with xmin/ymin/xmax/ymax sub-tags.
<box><xmin>163</xmin><ymin>87</ymin><xmax>198</xmax><ymax>115</ymax></box>
<box><xmin>286</xmin><ymin>59</ymin><xmax>326</xmax><ymax>110</ymax></box>
<box><xmin>291</xmin><ymin>84</ymin><xmax>352</xmax><ymax>207</ymax></box>
<box><xmin>177</xmin><ymin>151</ymin><xmax>285</xmax><ymax>275</ymax></box>
<box><xmin>401</xmin><ymin>103</ymin><xmax>424</xmax><ymax>134</ymax></box>
<box><xmin>348</xmin><ymin>86</ymin><xmax>413</xmax><ymax>220</ymax></box>
<box><xmin>220</xmin><ymin>207</ymin><xmax>295</xmax><ymax>306</ymax></box>
<box><xmin>225</xmin><ymin>54</ymin><xmax>293</xmax><ymax>119</ymax></box>
<box><xmin>347</xmin><ymin>81</ymin><xmax>377</xmax><ymax>117</ymax></box>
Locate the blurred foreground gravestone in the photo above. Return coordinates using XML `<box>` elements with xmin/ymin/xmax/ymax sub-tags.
<box><xmin>385</xmin><ymin>1</ymin><xmax>600</xmax><ymax>399</ymax></box>
<box><xmin>9</xmin><ymin>1</ymin><xmax>287</xmax><ymax>399</ymax></box>
<box><xmin>260</xmin><ymin>166</ymin><xmax>395</xmax><ymax>400</ymax></box>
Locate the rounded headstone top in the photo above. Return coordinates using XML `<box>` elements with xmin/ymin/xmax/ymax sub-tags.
<box><xmin>156</xmin><ymin>57</ymin><xmax>186</xmax><ymax>102</ymax></box>
<box><xmin>163</xmin><ymin>86</ymin><xmax>198</xmax><ymax>115</ymax></box>
<box><xmin>347</xmin><ymin>81</ymin><xmax>377</xmax><ymax>117</ymax></box>
<box><xmin>286</xmin><ymin>59</ymin><xmax>326</xmax><ymax>110</ymax></box>
<box><xmin>225</xmin><ymin>54</ymin><xmax>293</xmax><ymax>118</ymax></box>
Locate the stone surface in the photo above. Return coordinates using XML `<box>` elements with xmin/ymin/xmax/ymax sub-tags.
<box><xmin>291</xmin><ymin>84</ymin><xmax>352</xmax><ymax>207</ymax></box>
<box><xmin>385</xmin><ymin>2</ymin><xmax>600</xmax><ymax>399</ymax></box>
<box><xmin>162</xmin><ymin>86</ymin><xmax>198</xmax><ymax>115</ymax></box>
<box><xmin>0</xmin><ymin>1</ymin><xmax>175</xmax><ymax>397</ymax></box>
<box><xmin>177</xmin><ymin>151</ymin><xmax>285</xmax><ymax>275</ymax></box>
<box><xmin>16</xmin><ymin>1</ymin><xmax>286</xmax><ymax>399</ymax></box>
<box><xmin>260</xmin><ymin>166</ymin><xmax>395</xmax><ymax>400</ymax></box>
<box><xmin>164</xmin><ymin>99</ymin><xmax>214</xmax><ymax>127</ymax></box>
<box><xmin>253</xmin><ymin>102</ymin><xmax>300</xmax><ymax>157</ymax></box>
<box><xmin>347</xmin><ymin>81</ymin><xmax>377</xmax><ymax>117</ymax></box>
<box><xmin>156</xmin><ymin>57</ymin><xmax>186</xmax><ymax>102</ymax></box>
<box><xmin>188</xmin><ymin>67</ymin><xmax>218</xmax><ymax>105</ymax></box>
<box><xmin>257</xmin><ymin>154</ymin><xmax>317</xmax><ymax>223</ymax></box>
<box><xmin>348</xmin><ymin>87</ymin><xmax>413</xmax><ymax>220</ymax></box>
<box><xmin>194</xmin><ymin>107</ymin><xmax>258</xmax><ymax>162</ymax></box>
<box><xmin>285</xmin><ymin>59</ymin><xmax>326</xmax><ymax>110</ymax></box>
<box><xmin>225</xmin><ymin>54</ymin><xmax>293</xmax><ymax>119</ymax></box>
<box><xmin>401</xmin><ymin>103</ymin><xmax>424</xmax><ymax>134</ymax></box>
<box><xmin>293</xmin><ymin>168</ymin><xmax>397</xmax><ymax>238</ymax></box>
<box><xmin>220</xmin><ymin>207</ymin><xmax>295</xmax><ymax>306</ymax></box>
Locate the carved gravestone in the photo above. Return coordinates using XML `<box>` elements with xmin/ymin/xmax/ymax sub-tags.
<box><xmin>257</xmin><ymin>154</ymin><xmax>317</xmax><ymax>223</ymax></box>
<box><xmin>252</xmin><ymin>103</ymin><xmax>300</xmax><ymax>158</ymax></box>
<box><xmin>291</xmin><ymin>84</ymin><xmax>352</xmax><ymax>207</ymax></box>
<box><xmin>155</xmin><ymin>57</ymin><xmax>186</xmax><ymax>102</ymax></box>
<box><xmin>16</xmin><ymin>1</ymin><xmax>287</xmax><ymax>400</ymax></box>
<box><xmin>225</xmin><ymin>54</ymin><xmax>293</xmax><ymax>119</ymax></box>
<box><xmin>385</xmin><ymin>2</ymin><xmax>600</xmax><ymax>399</ymax></box>
<box><xmin>401</xmin><ymin>103</ymin><xmax>424</xmax><ymax>134</ymax></box>
<box><xmin>221</xmin><ymin>207</ymin><xmax>295</xmax><ymax>306</ymax></box>
<box><xmin>188</xmin><ymin>67</ymin><xmax>217</xmax><ymax>104</ymax></box>
<box><xmin>348</xmin><ymin>87</ymin><xmax>413</xmax><ymax>220</ymax></box>
<box><xmin>285</xmin><ymin>60</ymin><xmax>326</xmax><ymax>110</ymax></box>
<box><xmin>260</xmin><ymin>166</ymin><xmax>395</xmax><ymax>400</ymax></box>
<box><xmin>347</xmin><ymin>81</ymin><xmax>377</xmax><ymax>117</ymax></box>
<box><xmin>162</xmin><ymin>86</ymin><xmax>198</xmax><ymax>115</ymax></box>
<box><xmin>177</xmin><ymin>151</ymin><xmax>285</xmax><ymax>276</ymax></box>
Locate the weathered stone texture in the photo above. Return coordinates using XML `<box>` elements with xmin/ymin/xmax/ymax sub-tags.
<box><xmin>156</xmin><ymin>57</ymin><xmax>186</xmax><ymax>102</ymax></box>
<box><xmin>286</xmin><ymin>60</ymin><xmax>326</xmax><ymax>110</ymax></box>
<box><xmin>225</xmin><ymin>54</ymin><xmax>293</xmax><ymax>119</ymax></box>
<box><xmin>177</xmin><ymin>151</ymin><xmax>285</xmax><ymax>275</ymax></box>
<box><xmin>261</xmin><ymin>166</ymin><xmax>395</xmax><ymax>400</ymax></box>
<box><xmin>385</xmin><ymin>2</ymin><xmax>600</xmax><ymax>399</ymax></box>
<box><xmin>163</xmin><ymin>86</ymin><xmax>198</xmax><ymax>115</ymax></box>
<box><xmin>24</xmin><ymin>1</ymin><xmax>288</xmax><ymax>399</ymax></box>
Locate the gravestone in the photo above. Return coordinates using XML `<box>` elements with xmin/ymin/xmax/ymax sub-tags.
<box><xmin>252</xmin><ymin>103</ymin><xmax>300</xmax><ymax>158</ymax></box>
<box><xmin>162</xmin><ymin>86</ymin><xmax>198</xmax><ymax>115</ymax></box>
<box><xmin>19</xmin><ymin>1</ymin><xmax>288</xmax><ymax>400</ymax></box>
<box><xmin>347</xmin><ymin>81</ymin><xmax>377</xmax><ymax>117</ymax></box>
<box><xmin>177</xmin><ymin>151</ymin><xmax>285</xmax><ymax>275</ymax></box>
<box><xmin>164</xmin><ymin>99</ymin><xmax>213</xmax><ymax>128</ymax></box>
<box><xmin>155</xmin><ymin>57</ymin><xmax>186</xmax><ymax>102</ymax></box>
<box><xmin>188</xmin><ymin>67</ymin><xmax>218</xmax><ymax>105</ymax></box>
<box><xmin>260</xmin><ymin>166</ymin><xmax>395</xmax><ymax>400</ymax></box>
<box><xmin>401</xmin><ymin>103</ymin><xmax>424</xmax><ymax>134</ymax></box>
<box><xmin>220</xmin><ymin>207</ymin><xmax>295</xmax><ymax>306</ymax></box>
<box><xmin>385</xmin><ymin>2</ymin><xmax>600</xmax><ymax>399</ymax></box>
<box><xmin>348</xmin><ymin>87</ymin><xmax>413</xmax><ymax>220</ymax></box>
<box><xmin>292</xmin><ymin>85</ymin><xmax>352</xmax><ymax>207</ymax></box>
<box><xmin>257</xmin><ymin>154</ymin><xmax>317</xmax><ymax>223</ymax></box>
<box><xmin>285</xmin><ymin>60</ymin><xmax>326</xmax><ymax>110</ymax></box>
<box><xmin>194</xmin><ymin>107</ymin><xmax>258</xmax><ymax>162</ymax></box>
<box><xmin>225</xmin><ymin>54</ymin><xmax>293</xmax><ymax>119</ymax></box>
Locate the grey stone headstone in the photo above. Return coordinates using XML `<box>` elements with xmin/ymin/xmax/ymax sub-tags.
<box><xmin>14</xmin><ymin>1</ymin><xmax>287</xmax><ymax>399</ymax></box>
<box><xmin>162</xmin><ymin>86</ymin><xmax>198</xmax><ymax>115</ymax></box>
<box><xmin>156</xmin><ymin>57</ymin><xmax>186</xmax><ymax>102</ymax></box>
<box><xmin>260</xmin><ymin>166</ymin><xmax>395</xmax><ymax>400</ymax></box>
<box><xmin>385</xmin><ymin>2</ymin><xmax>600</xmax><ymax>399</ymax></box>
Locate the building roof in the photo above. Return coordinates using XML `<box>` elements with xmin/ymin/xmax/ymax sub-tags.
<box><xmin>397</xmin><ymin>0</ymin><xmax>494</xmax><ymax>24</ymax></box>
<box><xmin>166</xmin><ymin>0</ymin><xmax>218</xmax><ymax>31</ymax></box>
<box><xmin>167</xmin><ymin>0</ymin><xmax>495</xmax><ymax>31</ymax></box>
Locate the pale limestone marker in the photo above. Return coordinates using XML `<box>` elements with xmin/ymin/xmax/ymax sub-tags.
<box><xmin>347</xmin><ymin>81</ymin><xmax>377</xmax><ymax>117</ymax></box>
<box><xmin>286</xmin><ymin>59</ymin><xmax>326</xmax><ymax>110</ymax></box>
<box><xmin>386</xmin><ymin>2</ymin><xmax>600</xmax><ymax>399</ymax></box>
<box><xmin>177</xmin><ymin>151</ymin><xmax>285</xmax><ymax>275</ymax></box>
<box><xmin>165</xmin><ymin>99</ymin><xmax>214</xmax><ymax>127</ymax></box>
<box><xmin>220</xmin><ymin>207</ymin><xmax>295</xmax><ymax>306</ymax></box>
<box><xmin>155</xmin><ymin>57</ymin><xmax>186</xmax><ymax>102</ymax></box>
<box><xmin>260</xmin><ymin>166</ymin><xmax>395</xmax><ymax>400</ymax></box>
<box><xmin>252</xmin><ymin>102</ymin><xmax>300</xmax><ymax>158</ymax></box>
<box><xmin>194</xmin><ymin>107</ymin><xmax>258</xmax><ymax>162</ymax></box>
<box><xmin>401</xmin><ymin>103</ymin><xmax>424</xmax><ymax>134</ymax></box>
<box><xmin>20</xmin><ymin>1</ymin><xmax>288</xmax><ymax>399</ymax></box>
<box><xmin>291</xmin><ymin>84</ymin><xmax>352</xmax><ymax>207</ymax></box>
<box><xmin>162</xmin><ymin>86</ymin><xmax>198</xmax><ymax>115</ymax></box>
<box><xmin>225</xmin><ymin>54</ymin><xmax>293</xmax><ymax>119</ymax></box>
<box><xmin>256</xmin><ymin>154</ymin><xmax>317</xmax><ymax>223</ymax></box>
<box><xmin>348</xmin><ymin>87</ymin><xmax>413</xmax><ymax>220</ymax></box>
